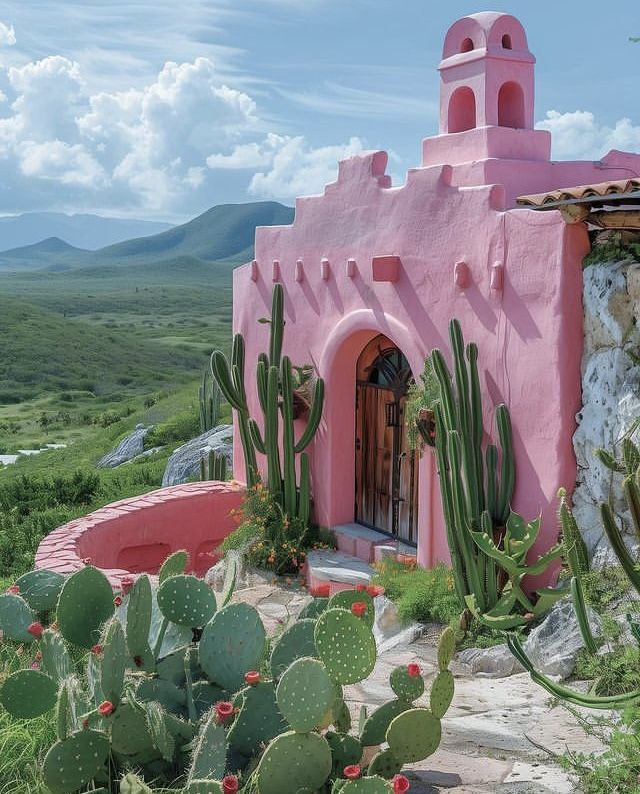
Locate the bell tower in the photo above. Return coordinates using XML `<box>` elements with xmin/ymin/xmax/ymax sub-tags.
<box><xmin>423</xmin><ymin>11</ymin><xmax>551</xmax><ymax>170</ymax></box>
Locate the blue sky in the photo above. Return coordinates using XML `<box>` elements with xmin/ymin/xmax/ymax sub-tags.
<box><xmin>0</xmin><ymin>0</ymin><xmax>637</xmax><ymax>221</ymax></box>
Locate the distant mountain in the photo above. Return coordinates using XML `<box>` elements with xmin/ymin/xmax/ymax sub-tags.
<box><xmin>0</xmin><ymin>202</ymin><xmax>294</xmax><ymax>273</ymax></box>
<box><xmin>0</xmin><ymin>237</ymin><xmax>89</xmax><ymax>271</ymax></box>
<box><xmin>0</xmin><ymin>212</ymin><xmax>172</xmax><ymax>251</ymax></box>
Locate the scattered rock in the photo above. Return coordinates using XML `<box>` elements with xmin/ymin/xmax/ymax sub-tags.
<box><xmin>97</xmin><ymin>424</ymin><xmax>152</xmax><ymax>468</ymax></box>
<box><xmin>523</xmin><ymin>597</ymin><xmax>602</xmax><ymax>678</ymax></box>
<box><xmin>120</xmin><ymin>446</ymin><xmax>164</xmax><ymax>465</ymax></box>
<box><xmin>162</xmin><ymin>424</ymin><xmax>233</xmax><ymax>486</ymax></box>
<box><xmin>373</xmin><ymin>596</ymin><xmax>423</xmax><ymax>653</ymax></box>
<box><xmin>458</xmin><ymin>597</ymin><xmax>603</xmax><ymax>680</ymax></box>
<box><xmin>457</xmin><ymin>643</ymin><xmax>524</xmax><ymax>678</ymax></box>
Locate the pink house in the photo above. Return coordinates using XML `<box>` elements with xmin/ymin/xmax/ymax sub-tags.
<box><xmin>233</xmin><ymin>11</ymin><xmax>640</xmax><ymax>571</ymax></box>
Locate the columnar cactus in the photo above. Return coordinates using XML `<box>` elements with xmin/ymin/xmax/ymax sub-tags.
<box><xmin>199</xmin><ymin>364</ymin><xmax>222</xmax><ymax>434</ymax></box>
<box><xmin>211</xmin><ymin>283</ymin><xmax>324</xmax><ymax>522</ymax></box>
<box><xmin>428</xmin><ymin>319</ymin><xmax>563</xmax><ymax>628</ymax></box>
<box><xmin>0</xmin><ymin>557</ymin><xmax>456</xmax><ymax>793</ymax></box>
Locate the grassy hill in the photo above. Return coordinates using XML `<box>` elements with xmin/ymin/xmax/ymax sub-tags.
<box><xmin>0</xmin><ymin>295</ymin><xmax>202</xmax><ymax>404</ymax></box>
<box><xmin>0</xmin><ymin>201</ymin><xmax>294</xmax><ymax>272</ymax></box>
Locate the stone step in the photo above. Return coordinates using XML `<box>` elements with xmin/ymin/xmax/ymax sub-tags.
<box><xmin>333</xmin><ymin>522</ymin><xmax>417</xmax><ymax>564</ymax></box>
<box><xmin>305</xmin><ymin>549</ymin><xmax>375</xmax><ymax>596</ymax></box>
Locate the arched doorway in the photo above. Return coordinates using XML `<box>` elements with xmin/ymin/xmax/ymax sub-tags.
<box><xmin>354</xmin><ymin>334</ymin><xmax>418</xmax><ymax>543</ymax></box>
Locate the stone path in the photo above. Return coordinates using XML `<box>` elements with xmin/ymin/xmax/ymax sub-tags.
<box><xmin>221</xmin><ymin>577</ymin><xmax>603</xmax><ymax>793</ymax></box>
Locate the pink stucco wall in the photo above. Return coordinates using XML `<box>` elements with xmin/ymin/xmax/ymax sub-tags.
<box><xmin>232</xmin><ymin>12</ymin><xmax>640</xmax><ymax>573</ymax></box>
<box><xmin>35</xmin><ymin>482</ymin><xmax>244</xmax><ymax>587</ymax></box>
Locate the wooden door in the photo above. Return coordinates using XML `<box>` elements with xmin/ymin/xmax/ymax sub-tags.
<box><xmin>354</xmin><ymin>336</ymin><xmax>417</xmax><ymax>543</ymax></box>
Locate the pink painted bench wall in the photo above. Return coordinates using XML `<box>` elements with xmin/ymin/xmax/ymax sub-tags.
<box><xmin>35</xmin><ymin>482</ymin><xmax>243</xmax><ymax>587</ymax></box>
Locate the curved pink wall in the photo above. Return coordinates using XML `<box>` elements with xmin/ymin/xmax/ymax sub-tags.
<box><xmin>35</xmin><ymin>482</ymin><xmax>243</xmax><ymax>587</ymax></box>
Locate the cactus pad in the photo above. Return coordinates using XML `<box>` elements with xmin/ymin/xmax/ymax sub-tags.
<box><xmin>42</xmin><ymin>729</ymin><xmax>110</xmax><ymax>794</ymax></box>
<box><xmin>101</xmin><ymin>618</ymin><xmax>127</xmax><ymax>705</ymax></box>
<box><xmin>386</xmin><ymin>708</ymin><xmax>441</xmax><ymax>762</ymax></box>
<box><xmin>188</xmin><ymin>713</ymin><xmax>227</xmax><ymax>782</ymax></box>
<box><xmin>192</xmin><ymin>680</ymin><xmax>229</xmax><ymax>718</ymax></box>
<box><xmin>126</xmin><ymin>575</ymin><xmax>154</xmax><ymax>669</ymax></box>
<box><xmin>430</xmin><ymin>670</ymin><xmax>454</xmax><ymax>719</ymax></box>
<box><xmin>41</xmin><ymin>628</ymin><xmax>71</xmax><ymax>681</ymax></box>
<box><xmin>57</xmin><ymin>566</ymin><xmax>115</xmax><ymax>648</ymax></box>
<box><xmin>0</xmin><ymin>669</ymin><xmax>57</xmax><ymax>718</ymax></box>
<box><xmin>159</xmin><ymin>549</ymin><xmax>189</xmax><ymax>583</ymax></box>
<box><xmin>270</xmin><ymin>618</ymin><xmax>317</xmax><ymax>679</ymax></box>
<box><xmin>333</xmin><ymin>697</ymin><xmax>352</xmax><ymax>733</ymax></box>
<box><xmin>390</xmin><ymin>665</ymin><xmax>424</xmax><ymax>701</ymax></box>
<box><xmin>328</xmin><ymin>590</ymin><xmax>375</xmax><ymax>627</ymax></box>
<box><xmin>298</xmin><ymin>597</ymin><xmax>329</xmax><ymax>620</ymax></box>
<box><xmin>315</xmin><ymin>607</ymin><xmax>376</xmax><ymax>684</ymax></box>
<box><xmin>367</xmin><ymin>748</ymin><xmax>402</xmax><ymax>779</ymax></box>
<box><xmin>111</xmin><ymin>703</ymin><xmax>155</xmax><ymax>756</ymax></box>
<box><xmin>227</xmin><ymin>681</ymin><xmax>287</xmax><ymax>756</ymax></box>
<box><xmin>340</xmin><ymin>777</ymin><xmax>394</xmax><ymax>793</ymax></box>
<box><xmin>157</xmin><ymin>574</ymin><xmax>217</xmax><ymax>627</ymax></box>
<box><xmin>257</xmin><ymin>730</ymin><xmax>332</xmax><ymax>794</ymax></box>
<box><xmin>120</xmin><ymin>773</ymin><xmax>154</xmax><ymax>793</ymax></box>
<box><xmin>359</xmin><ymin>699</ymin><xmax>411</xmax><ymax>746</ymax></box>
<box><xmin>277</xmin><ymin>657</ymin><xmax>334</xmax><ymax>731</ymax></box>
<box><xmin>326</xmin><ymin>730</ymin><xmax>362</xmax><ymax>777</ymax></box>
<box><xmin>137</xmin><ymin>678</ymin><xmax>187</xmax><ymax>715</ymax></box>
<box><xmin>0</xmin><ymin>593</ymin><xmax>36</xmax><ymax>642</ymax></box>
<box><xmin>437</xmin><ymin>626</ymin><xmax>456</xmax><ymax>671</ymax></box>
<box><xmin>199</xmin><ymin>602</ymin><xmax>266</xmax><ymax>691</ymax></box>
<box><xmin>14</xmin><ymin>569</ymin><xmax>65</xmax><ymax>613</ymax></box>
<box><xmin>183</xmin><ymin>782</ymin><xmax>223</xmax><ymax>794</ymax></box>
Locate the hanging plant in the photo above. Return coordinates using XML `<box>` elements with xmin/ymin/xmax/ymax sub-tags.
<box><xmin>405</xmin><ymin>355</ymin><xmax>440</xmax><ymax>451</ymax></box>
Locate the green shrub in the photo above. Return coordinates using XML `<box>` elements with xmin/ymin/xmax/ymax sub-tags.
<box><xmin>575</xmin><ymin>645</ymin><xmax>640</xmax><ymax>697</ymax></box>
<box><xmin>144</xmin><ymin>408</ymin><xmax>200</xmax><ymax>448</ymax></box>
<box><xmin>221</xmin><ymin>482</ymin><xmax>333</xmax><ymax>576</ymax></box>
<box><xmin>372</xmin><ymin>558</ymin><xmax>462</xmax><ymax>625</ymax></box>
<box><xmin>0</xmin><ymin>505</ymin><xmax>77</xmax><ymax>577</ymax></box>
<box><xmin>0</xmin><ymin>471</ymin><xmax>100</xmax><ymax>517</ymax></box>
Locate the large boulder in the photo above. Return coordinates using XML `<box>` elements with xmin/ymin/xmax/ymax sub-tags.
<box><xmin>573</xmin><ymin>261</ymin><xmax>640</xmax><ymax>562</ymax></box>
<box><xmin>97</xmin><ymin>424</ymin><xmax>152</xmax><ymax>468</ymax></box>
<box><xmin>458</xmin><ymin>597</ymin><xmax>603</xmax><ymax>680</ymax></box>
<box><xmin>162</xmin><ymin>424</ymin><xmax>233</xmax><ymax>486</ymax></box>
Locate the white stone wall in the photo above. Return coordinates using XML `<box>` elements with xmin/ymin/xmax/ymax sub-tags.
<box><xmin>573</xmin><ymin>260</ymin><xmax>640</xmax><ymax>566</ymax></box>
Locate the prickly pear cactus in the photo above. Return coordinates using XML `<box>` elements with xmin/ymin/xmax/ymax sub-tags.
<box><xmin>359</xmin><ymin>699</ymin><xmax>411</xmax><ymax>747</ymax></box>
<box><xmin>183</xmin><ymin>782</ymin><xmax>223</xmax><ymax>794</ymax></box>
<box><xmin>386</xmin><ymin>707</ymin><xmax>441</xmax><ymax>763</ymax></box>
<box><xmin>298</xmin><ymin>597</ymin><xmax>329</xmax><ymax>620</ymax></box>
<box><xmin>14</xmin><ymin>569</ymin><xmax>65</xmax><ymax>613</ymax></box>
<box><xmin>326</xmin><ymin>730</ymin><xmax>363</xmax><ymax>778</ymax></box>
<box><xmin>159</xmin><ymin>549</ymin><xmax>189</xmax><ymax>583</ymax></box>
<box><xmin>328</xmin><ymin>590</ymin><xmax>375</xmax><ymax>627</ymax></box>
<box><xmin>270</xmin><ymin>618</ymin><xmax>317</xmax><ymax>679</ymax></box>
<box><xmin>0</xmin><ymin>592</ymin><xmax>36</xmax><ymax>642</ymax></box>
<box><xmin>42</xmin><ymin>729</ymin><xmax>110</xmax><ymax>794</ymax></box>
<box><xmin>41</xmin><ymin>628</ymin><xmax>71</xmax><ymax>682</ymax></box>
<box><xmin>0</xmin><ymin>668</ymin><xmax>57</xmax><ymax>718</ymax></box>
<box><xmin>157</xmin><ymin>574</ymin><xmax>217</xmax><ymax>627</ymax></box>
<box><xmin>315</xmin><ymin>607</ymin><xmax>376</xmax><ymax>684</ymax></box>
<box><xmin>276</xmin><ymin>657</ymin><xmax>335</xmax><ymax>732</ymax></box>
<box><xmin>437</xmin><ymin>626</ymin><xmax>456</xmax><ymax>671</ymax></box>
<box><xmin>187</xmin><ymin>712</ymin><xmax>227</xmax><ymax>782</ymax></box>
<box><xmin>430</xmin><ymin>670</ymin><xmax>454</xmax><ymax>719</ymax></box>
<box><xmin>57</xmin><ymin>565</ymin><xmax>115</xmax><ymax>648</ymax></box>
<box><xmin>257</xmin><ymin>730</ymin><xmax>333</xmax><ymax>794</ymax></box>
<box><xmin>101</xmin><ymin>618</ymin><xmax>127</xmax><ymax>705</ymax></box>
<box><xmin>120</xmin><ymin>772</ymin><xmax>154</xmax><ymax>793</ymax></box>
<box><xmin>126</xmin><ymin>574</ymin><xmax>154</xmax><ymax>669</ymax></box>
<box><xmin>227</xmin><ymin>681</ymin><xmax>287</xmax><ymax>756</ymax></box>
<box><xmin>340</xmin><ymin>778</ymin><xmax>394</xmax><ymax>793</ymax></box>
<box><xmin>367</xmin><ymin>748</ymin><xmax>403</xmax><ymax>779</ymax></box>
<box><xmin>389</xmin><ymin>665</ymin><xmax>424</xmax><ymax>701</ymax></box>
<box><xmin>199</xmin><ymin>602</ymin><xmax>266</xmax><ymax>691</ymax></box>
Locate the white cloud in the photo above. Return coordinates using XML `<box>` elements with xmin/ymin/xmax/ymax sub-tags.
<box><xmin>0</xmin><ymin>43</ymin><xmax>370</xmax><ymax>215</ymax></box>
<box><xmin>0</xmin><ymin>22</ymin><xmax>16</xmax><ymax>47</ymax></box>
<box><xmin>536</xmin><ymin>110</ymin><xmax>640</xmax><ymax>160</ymax></box>
<box><xmin>248</xmin><ymin>135</ymin><xmax>365</xmax><ymax>199</ymax></box>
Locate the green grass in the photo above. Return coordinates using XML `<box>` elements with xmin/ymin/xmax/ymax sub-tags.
<box><xmin>372</xmin><ymin>558</ymin><xmax>462</xmax><ymax>625</ymax></box>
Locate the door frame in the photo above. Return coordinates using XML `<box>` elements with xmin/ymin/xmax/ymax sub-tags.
<box><xmin>354</xmin><ymin>335</ymin><xmax>418</xmax><ymax>544</ymax></box>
